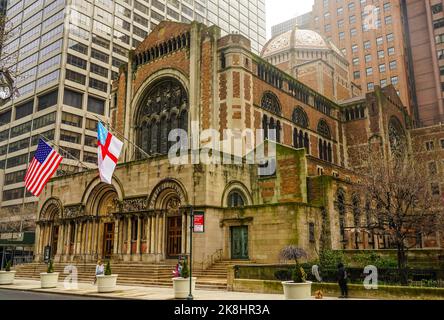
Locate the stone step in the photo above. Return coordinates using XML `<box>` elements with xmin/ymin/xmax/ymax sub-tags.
<box><xmin>14</xmin><ymin>261</ymin><xmax>229</xmax><ymax>290</ymax></box>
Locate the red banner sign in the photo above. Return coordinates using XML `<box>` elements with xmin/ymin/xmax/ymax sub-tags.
<box><xmin>193</xmin><ymin>212</ymin><xmax>205</xmax><ymax>233</ymax></box>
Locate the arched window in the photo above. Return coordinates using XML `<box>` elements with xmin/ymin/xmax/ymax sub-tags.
<box><xmin>293</xmin><ymin>128</ymin><xmax>298</xmax><ymax>148</ymax></box>
<box><xmin>292</xmin><ymin>107</ymin><xmax>309</xmax><ymax>128</ymax></box>
<box><xmin>388</xmin><ymin>116</ymin><xmax>406</xmax><ymax>156</ymax></box>
<box><xmin>317</xmin><ymin>119</ymin><xmax>331</xmax><ymax>139</ymax></box>
<box><xmin>337</xmin><ymin>189</ymin><xmax>346</xmax><ymax>244</ymax></box>
<box><xmin>136</xmin><ymin>78</ymin><xmax>188</xmax><ymax>158</ymax></box>
<box><xmin>304</xmin><ymin>132</ymin><xmax>310</xmax><ymax>154</ymax></box>
<box><xmin>352</xmin><ymin>194</ymin><xmax>361</xmax><ymax>249</ymax></box>
<box><xmin>352</xmin><ymin>194</ymin><xmax>361</xmax><ymax>228</ymax></box>
<box><xmin>276</xmin><ymin>120</ymin><xmax>281</xmax><ymax>143</ymax></box>
<box><xmin>227</xmin><ymin>190</ymin><xmax>246</xmax><ymax>208</ymax></box>
<box><xmin>327</xmin><ymin>143</ymin><xmax>332</xmax><ymax>163</ymax></box>
<box><xmin>298</xmin><ymin>130</ymin><xmax>304</xmax><ymax>149</ymax></box>
<box><xmin>261</xmin><ymin>92</ymin><xmax>281</xmax><ymax>115</ymax></box>
<box><xmin>262</xmin><ymin>114</ymin><xmax>268</xmax><ymax>140</ymax></box>
<box><xmin>323</xmin><ymin>140</ymin><xmax>328</xmax><ymax>161</ymax></box>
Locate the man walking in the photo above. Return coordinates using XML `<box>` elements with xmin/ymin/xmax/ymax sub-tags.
<box><xmin>337</xmin><ymin>263</ymin><xmax>348</xmax><ymax>298</ymax></box>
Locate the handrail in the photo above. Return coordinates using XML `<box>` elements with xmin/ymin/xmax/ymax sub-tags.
<box><xmin>201</xmin><ymin>248</ymin><xmax>223</xmax><ymax>271</ymax></box>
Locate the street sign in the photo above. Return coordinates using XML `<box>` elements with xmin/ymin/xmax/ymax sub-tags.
<box><xmin>43</xmin><ymin>245</ymin><xmax>51</xmax><ymax>263</ymax></box>
<box><xmin>193</xmin><ymin>211</ymin><xmax>204</xmax><ymax>233</ymax></box>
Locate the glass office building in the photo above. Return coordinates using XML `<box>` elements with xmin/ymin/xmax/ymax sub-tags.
<box><xmin>0</xmin><ymin>0</ymin><xmax>266</xmax><ymax>210</ymax></box>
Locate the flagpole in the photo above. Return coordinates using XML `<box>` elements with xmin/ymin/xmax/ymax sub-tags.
<box><xmin>90</xmin><ymin>114</ymin><xmax>152</xmax><ymax>160</ymax></box>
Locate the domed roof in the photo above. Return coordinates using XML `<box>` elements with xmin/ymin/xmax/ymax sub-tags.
<box><xmin>261</xmin><ymin>28</ymin><xmax>335</xmax><ymax>58</ymax></box>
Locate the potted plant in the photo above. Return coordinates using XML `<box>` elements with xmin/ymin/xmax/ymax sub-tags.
<box><xmin>0</xmin><ymin>261</ymin><xmax>16</xmax><ymax>285</ymax></box>
<box><xmin>40</xmin><ymin>260</ymin><xmax>59</xmax><ymax>288</ymax></box>
<box><xmin>96</xmin><ymin>261</ymin><xmax>118</xmax><ymax>293</ymax></box>
<box><xmin>279</xmin><ymin>246</ymin><xmax>312</xmax><ymax>300</ymax></box>
<box><xmin>172</xmin><ymin>258</ymin><xmax>197</xmax><ymax>299</ymax></box>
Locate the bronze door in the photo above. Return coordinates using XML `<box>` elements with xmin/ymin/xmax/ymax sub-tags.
<box><xmin>103</xmin><ymin>223</ymin><xmax>114</xmax><ymax>259</ymax></box>
<box><xmin>231</xmin><ymin>226</ymin><xmax>249</xmax><ymax>260</ymax></box>
<box><xmin>51</xmin><ymin>226</ymin><xmax>59</xmax><ymax>256</ymax></box>
<box><xmin>167</xmin><ymin>216</ymin><xmax>182</xmax><ymax>257</ymax></box>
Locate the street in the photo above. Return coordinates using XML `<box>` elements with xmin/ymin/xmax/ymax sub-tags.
<box><xmin>0</xmin><ymin>288</ymin><xmax>107</xmax><ymax>300</ymax></box>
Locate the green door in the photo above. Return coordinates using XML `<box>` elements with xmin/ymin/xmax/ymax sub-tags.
<box><xmin>231</xmin><ymin>226</ymin><xmax>249</xmax><ymax>260</ymax></box>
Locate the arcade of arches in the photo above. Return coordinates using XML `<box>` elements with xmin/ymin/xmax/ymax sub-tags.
<box><xmin>35</xmin><ymin>180</ymin><xmax>192</xmax><ymax>263</ymax></box>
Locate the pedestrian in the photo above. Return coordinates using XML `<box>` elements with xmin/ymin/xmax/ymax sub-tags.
<box><xmin>337</xmin><ymin>262</ymin><xmax>348</xmax><ymax>298</ymax></box>
<box><xmin>93</xmin><ymin>259</ymin><xmax>104</xmax><ymax>285</ymax></box>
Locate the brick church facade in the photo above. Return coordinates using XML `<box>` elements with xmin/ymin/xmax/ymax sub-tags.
<box><xmin>33</xmin><ymin>22</ymin><xmax>443</xmax><ymax>265</ymax></box>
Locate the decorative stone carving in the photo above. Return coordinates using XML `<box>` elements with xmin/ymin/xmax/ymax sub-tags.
<box><xmin>148</xmin><ymin>179</ymin><xmax>187</xmax><ymax>209</ymax></box>
<box><xmin>121</xmin><ymin>197</ymin><xmax>148</xmax><ymax>213</ymax></box>
<box><xmin>165</xmin><ymin>196</ymin><xmax>181</xmax><ymax>217</ymax></box>
<box><xmin>39</xmin><ymin>198</ymin><xmax>63</xmax><ymax>221</ymax></box>
<box><xmin>64</xmin><ymin>205</ymin><xmax>85</xmax><ymax>219</ymax></box>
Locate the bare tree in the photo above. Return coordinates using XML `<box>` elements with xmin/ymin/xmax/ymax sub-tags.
<box><xmin>1</xmin><ymin>13</ymin><xmax>21</xmax><ymax>94</ymax></box>
<box><xmin>356</xmin><ymin>148</ymin><xmax>444</xmax><ymax>285</ymax></box>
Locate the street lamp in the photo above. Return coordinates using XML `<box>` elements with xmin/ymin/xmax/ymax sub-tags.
<box><xmin>187</xmin><ymin>205</ymin><xmax>194</xmax><ymax>300</ymax></box>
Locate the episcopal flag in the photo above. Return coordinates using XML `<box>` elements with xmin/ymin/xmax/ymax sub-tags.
<box><xmin>24</xmin><ymin>139</ymin><xmax>63</xmax><ymax>197</ymax></box>
<box><xmin>98</xmin><ymin>122</ymin><xmax>123</xmax><ymax>184</ymax></box>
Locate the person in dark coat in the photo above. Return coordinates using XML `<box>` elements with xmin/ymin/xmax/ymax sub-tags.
<box><xmin>337</xmin><ymin>263</ymin><xmax>348</xmax><ymax>298</ymax></box>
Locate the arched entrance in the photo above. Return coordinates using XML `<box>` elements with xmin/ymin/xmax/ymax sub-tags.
<box><xmin>164</xmin><ymin>196</ymin><xmax>182</xmax><ymax>258</ymax></box>
<box><xmin>85</xmin><ymin>183</ymin><xmax>120</xmax><ymax>260</ymax></box>
<box><xmin>37</xmin><ymin>198</ymin><xmax>63</xmax><ymax>261</ymax></box>
<box><xmin>148</xmin><ymin>179</ymin><xmax>189</xmax><ymax>259</ymax></box>
<box><xmin>97</xmin><ymin>191</ymin><xmax>119</xmax><ymax>259</ymax></box>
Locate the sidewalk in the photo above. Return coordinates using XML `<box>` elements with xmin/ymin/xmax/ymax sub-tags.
<box><xmin>0</xmin><ymin>279</ymin><xmax>349</xmax><ymax>300</ymax></box>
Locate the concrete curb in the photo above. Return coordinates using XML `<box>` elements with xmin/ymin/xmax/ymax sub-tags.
<box><xmin>0</xmin><ymin>284</ymin><xmax>140</xmax><ymax>300</ymax></box>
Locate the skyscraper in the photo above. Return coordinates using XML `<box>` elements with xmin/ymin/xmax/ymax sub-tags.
<box><xmin>0</xmin><ymin>0</ymin><xmax>266</xmax><ymax>248</ymax></box>
<box><xmin>403</xmin><ymin>0</ymin><xmax>444</xmax><ymax>126</ymax></box>
<box><xmin>309</xmin><ymin>0</ymin><xmax>414</xmax><ymax>117</ymax></box>
<box><xmin>270</xmin><ymin>12</ymin><xmax>312</xmax><ymax>37</ymax></box>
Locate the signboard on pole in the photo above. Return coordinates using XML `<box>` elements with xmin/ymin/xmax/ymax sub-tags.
<box><xmin>44</xmin><ymin>245</ymin><xmax>51</xmax><ymax>263</ymax></box>
<box><xmin>193</xmin><ymin>211</ymin><xmax>205</xmax><ymax>233</ymax></box>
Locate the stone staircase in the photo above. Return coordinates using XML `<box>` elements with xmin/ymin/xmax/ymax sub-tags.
<box><xmin>13</xmin><ymin>259</ymin><xmax>254</xmax><ymax>291</ymax></box>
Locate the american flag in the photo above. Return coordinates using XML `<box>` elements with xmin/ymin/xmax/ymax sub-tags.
<box><xmin>24</xmin><ymin>139</ymin><xmax>63</xmax><ymax>197</ymax></box>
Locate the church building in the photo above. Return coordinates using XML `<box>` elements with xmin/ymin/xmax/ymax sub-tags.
<box><xmin>33</xmin><ymin>21</ymin><xmax>442</xmax><ymax>266</ymax></box>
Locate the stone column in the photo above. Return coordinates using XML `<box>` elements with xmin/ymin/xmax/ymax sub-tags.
<box><xmin>150</xmin><ymin>216</ymin><xmax>155</xmax><ymax>254</ymax></box>
<box><xmin>96</xmin><ymin>220</ymin><xmax>102</xmax><ymax>257</ymax></box>
<box><xmin>113</xmin><ymin>218</ymin><xmax>119</xmax><ymax>255</ymax></box>
<box><xmin>136</xmin><ymin>216</ymin><xmax>141</xmax><ymax>254</ymax></box>
<box><xmin>90</xmin><ymin>221</ymin><xmax>96</xmax><ymax>258</ymax></box>
<box><xmin>118</xmin><ymin>218</ymin><xmax>123</xmax><ymax>254</ymax></box>
<box><xmin>157</xmin><ymin>212</ymin><xmax>163</xmax><ymax>255</ymax></box>
<box><xmin>145</xmin><ymin>216</ymin><xmax>151</xmax><ymax>253</ymax></box>
<box><xmin>57</xmin><ymin>224</ymin><xmax>64</xmax><ymax>256</ymax></box>
<box><xmin>34</xmin><ymin>224</ymin><xmax>41</xmax><ymax>257</ymax></box>
<box><xmin>181</xmin><ymin>212</ymin><xmax>187</xmax><ymax>253</ymax></box>
<box><xmin>127</xmin><ymin>216</ymin><xmax>132</xmax><ymax>255</ymax></box>
<box><xmin>78</xmin><ymin>222</ymin><xmax>83</xmax><ymax>255</ymax></box>
<box><xmin>65</xmin><ymin>223</ymin><xmax>71</xmax><ymax>256</ymax></box>
<box><xmin>87</xmin><ymin>220</ymin><xmax>93</xmax><ymax>256</ymax></box>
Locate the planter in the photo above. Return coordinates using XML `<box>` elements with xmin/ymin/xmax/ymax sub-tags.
<box><xmin>282</xmin><ymin>281</ymin><xmax>312</xmax><ymax>300</ymax></box>
<box><xmin>96</xmin><ymin>275</ymin><xmax>118</xmax><ymax>293</ymax></box>
<box><xmin>172</xmin><ymin>277</ymin><xmax>197</xmax><ymax>299</ymax></box>
<box><xmin>40</xmin><ymin>272</ymin><xmax>59</xmax><ymax>288</ymax></box>
<box><xmin>0</xmin><ymin>271</ymin><xmax>16</xmax><ymax>285</ymax></box>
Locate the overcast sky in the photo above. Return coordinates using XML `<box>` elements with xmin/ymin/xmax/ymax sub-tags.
<box><xmin>265</xmin><ymin>0</ymin><xmax>315</xmax><ymax>39</ymax></box>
